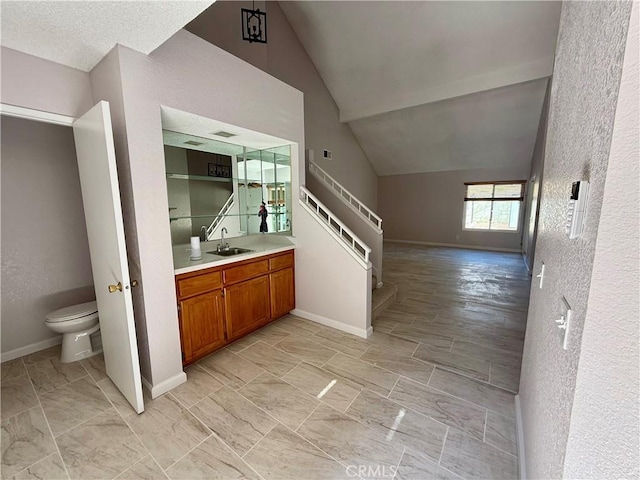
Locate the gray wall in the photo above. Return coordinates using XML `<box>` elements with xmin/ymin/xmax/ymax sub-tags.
<box><xmin>186</xmin><ymin>1</ymin><xmax>379</xmax><ymax>209</ymax></box>
<box><xmin>1</xmin><ymin>116</ymin><xmax>95</xmax><ymax>354</ymax></box>
<box><xmin>562</xmin><ymin>3</ymin><xmax>639</xmax><ymax>476</ymax></box>
<box><xmin>519</xmin><ymin>2</ymin><xmax>633</xmax><ymax>478</ymax></box>
<box><xmin>377</xmin><ymin>165</ymin><xmax>530</xmax><ymax>251</ymax></box>
<box><xmin>522</xmin><ymin>80</ymin><xmax>551</xmax><ymax>271</ymax></box>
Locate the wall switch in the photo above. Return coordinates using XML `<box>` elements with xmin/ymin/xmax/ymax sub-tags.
<box><xmin>556</xmin><ymin>296</ymin><xmax>572</xmax><ymax>350</ymax></box>
<box><xmin>536</xmin><ymin>262</ymin><xmax>545</xmax><ymax>289</ymax></box>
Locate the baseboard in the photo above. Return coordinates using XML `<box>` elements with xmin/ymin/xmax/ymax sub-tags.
<box><xmin>515</xmin><ymin>394</ymin><xmax>527</xmax><ymax>479</ymax></box>
<box><xmin>385</xmin><ymin>238</ymin><xmax>522</xmax><ymax>254</ymax></box>
<box><xmin>522</xmin><ymin>253</ymin><xmax>532</xmax><ymax>274</ymax></box>
<box><xmin>1</xmin><ymin>335</ymin><xmax>62</xmax><ymax>363</ymax></box>
<box><xmin>141</xmin><ymin>371</ymin><xmax>187</xmax><ymax>399</ymax></box>
<box><xmin>291</xmin><ymin>308</ymin><xmax>371</xmax><ymax>339</ymax></box>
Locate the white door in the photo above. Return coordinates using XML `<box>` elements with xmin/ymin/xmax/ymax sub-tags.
<box><xmin>73</xmin><ymin>101</ymin><xmax>144</xmax><ymax>413</ymax></box>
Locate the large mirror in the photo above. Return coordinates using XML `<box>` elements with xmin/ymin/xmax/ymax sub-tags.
<box><xmin>163</xmin><ymin>130</ymin><xmax>291</xmax><ymax>246</ymax></box>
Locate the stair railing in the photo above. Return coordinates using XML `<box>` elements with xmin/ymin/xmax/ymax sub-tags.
<box><xmin>205</xmin><ymin>193</ymin><xmax>235</xmax><ymax>240</ymax></box>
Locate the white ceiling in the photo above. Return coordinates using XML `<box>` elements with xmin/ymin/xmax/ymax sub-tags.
<box><xmin>280</xmin><ymin>1</ymin><xmax>561</xmax><ymax>175</ymax></box>
<box><xmin>0</xmin><ymin>1</ymin><xmax>214</xmax><ymax>72</ymax></box>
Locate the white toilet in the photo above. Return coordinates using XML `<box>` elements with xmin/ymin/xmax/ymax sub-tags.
<box><xmin>45</xmin><ymin>301</ymin><xmax>102</xmax><ymax>363</ymax></box>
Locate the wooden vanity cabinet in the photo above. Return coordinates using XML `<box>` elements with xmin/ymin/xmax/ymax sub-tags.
<box><xmin>175</xmin><ymin>250</ymin><xmax>295</xmax><ymax>365</ymax></box>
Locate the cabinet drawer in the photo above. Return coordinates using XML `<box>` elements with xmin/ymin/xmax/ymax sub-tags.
<box><xmin>177</xmin><ymin>270</ymin><xmax>222</xmax><ymax>298</ymax></box>
<box><xmin>269</xmin><ymin>251</ymin><xmax>294</xmax><ymax>271</ymax></box>
<box><xmin>223</xmin><ymin>259</ymin><xmax>269</xmax><ymax>285</ymax></box>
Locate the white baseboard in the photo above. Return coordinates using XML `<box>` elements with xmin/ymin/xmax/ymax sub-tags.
<box><xmin>385</xmin><ymin>238</ymin><xmax>522</xmax><ymax>254</ymax></box>
<box><xmin>515</xmin><ymin>394</ymin><xmax>527</xmax><ymax>479</ymax></box>
<box><xmin>1</xmin><ymin>335</ymin><xmax>62</xmax><ymax>363</ymax></box>
<box><xmin>522</xmin><ymin>253</ymin><xmax>532</xmax><ymax>273</ymax></box>
<box><xmin>291</xmin><ymin>308</ymin><xmax>370</xmax><ymax>339</ymax></box>
<box><xmin>141</xmin><ymin>371</ymin><xmax>187</xmax><ymax>399</ymax></box>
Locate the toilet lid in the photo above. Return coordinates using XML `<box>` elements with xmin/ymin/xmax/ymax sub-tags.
<box><xmin>46</xmin><ymin>301</ymin><xmax>98</xmax><ymax>322</ymax></box>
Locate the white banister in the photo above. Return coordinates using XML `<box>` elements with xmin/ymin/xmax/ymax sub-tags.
<box><xmin>299</xmin><ymin>186</ymin><xmax>371</xmax><ymax>266</ymax></box>
<box><xmin>206</xmin><ymin>193</ymin><xmax>235</xmax><ymax>240</ymax></box>
<box><xmin>309</xmin><ymin>161</ymin><xmax>382</xmax><ymax>233</ymax></box>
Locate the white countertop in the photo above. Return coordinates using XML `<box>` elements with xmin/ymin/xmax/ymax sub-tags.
<box><xmin>173</xmin><ymin>234</ymin><xmax>296</xmax><ymax>275</ymax></box>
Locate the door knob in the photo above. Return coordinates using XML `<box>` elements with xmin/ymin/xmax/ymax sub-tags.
<box><xmin>108</xmin><ymin>282</ymin><xmax>123</xmax><ymax>293</ymax></box>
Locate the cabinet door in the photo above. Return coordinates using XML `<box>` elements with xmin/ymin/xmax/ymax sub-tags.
<box><xmin>180</xmin><ymin>290</ymin><xmax>225</xmax><ymax>363</ymax></box>
<box><xmin>224</xmin><ymin>275</ymin><xmax>271</xmax><ymax>341</ymax></box>
<box><xmin>270</xmin><ymin>267</ymin><xmax>295</xmax><ymax>319</ymax></box>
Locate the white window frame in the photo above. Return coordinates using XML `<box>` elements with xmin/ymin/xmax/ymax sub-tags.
<box><xmin>462</xmin><ymin>181</ymin><xmax>526</xmax><ymax>233</ymax></box>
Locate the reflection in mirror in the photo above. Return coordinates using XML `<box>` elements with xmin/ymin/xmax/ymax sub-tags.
<box><xmin>163</xmin><ymin>129</ymin><xmax>291</xmax><ymax>246</ymax></box>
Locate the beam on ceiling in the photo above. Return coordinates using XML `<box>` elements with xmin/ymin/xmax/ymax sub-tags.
<box><xmin>340</xmin><ymin>56</ymin><xmax>555</xmax><ymax>123</ymax></box>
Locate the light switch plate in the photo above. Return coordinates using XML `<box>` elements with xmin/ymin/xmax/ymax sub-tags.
<box><xmin>557</xmin><ymin>296</ymin><xmax>572</xmax><ymax>350</ymax></box>
<box><xmin>536</xmin><ymin>262</ymin><xmax>545</xmax><ymax>289</ymax></box>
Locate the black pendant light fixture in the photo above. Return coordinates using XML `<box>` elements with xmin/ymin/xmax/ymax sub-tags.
<box><xmin>241</xmin><ymin>1</ymin><xmax>267</xmax><ymax>44</ymax></box>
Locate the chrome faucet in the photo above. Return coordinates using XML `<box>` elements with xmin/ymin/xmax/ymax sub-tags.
<box><xmin>200</xmin><ymin>225</ymin><xmax>207</xmax><ymax>242</ymax></box>
<box><xmin>219</xmin><ymin>227</ymin><xmax>229</xmax><ymax>252</ymax></box>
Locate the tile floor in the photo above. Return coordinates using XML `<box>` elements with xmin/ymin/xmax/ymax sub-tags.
<box><xmin>1</xmin><ymin>243</ymin><xmax>530</xmax><ymax>479</ymax></box>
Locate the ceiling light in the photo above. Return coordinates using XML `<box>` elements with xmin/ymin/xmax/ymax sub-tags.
<box><xmin>241</xmin><ymin>1</ymin><xmax>267</xmax><ymax>44</ymax></box>
<box><xmin>213</xmin><ymin>131</ymin><xmax>237</xmax><ymax>138</ymax></box>
<box><xmin>183</xmin><ymin>140</ymin><xmax>204</xmax><ymax>146</ymax></box>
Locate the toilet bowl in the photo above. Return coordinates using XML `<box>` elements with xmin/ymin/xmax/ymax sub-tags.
<box><xmin>45</xmin><ymin>301</ymin><xmax>102</xmax><ymax>363</ymax></box>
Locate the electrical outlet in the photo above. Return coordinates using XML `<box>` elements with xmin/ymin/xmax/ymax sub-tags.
<box><xmin>536</xmin><ymin>262</ymin><xmax>545</xmax><ymax>289</ymax></box>
<box><xmin>556</xmin><ymin>296</ymin><xmax>572</xmax><ymax>350</ymax></box>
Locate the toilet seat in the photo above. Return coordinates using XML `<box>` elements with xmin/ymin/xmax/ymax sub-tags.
<box><xmin>46</xmin><ymin>301</ymin><xmax>98</xmax><ymax>323</ymax></box>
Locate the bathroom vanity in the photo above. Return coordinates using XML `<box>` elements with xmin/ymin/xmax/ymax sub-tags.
<box><xmin>174</xmin><ymin>246</ymin><xmax>295</xmax><ymax>365</ymax></box>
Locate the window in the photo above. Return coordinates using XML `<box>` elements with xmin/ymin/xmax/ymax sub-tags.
<box><xmin>463</xmin><ymin>181</ymin><xmax>526</xmax><ymax>232</ymax></box>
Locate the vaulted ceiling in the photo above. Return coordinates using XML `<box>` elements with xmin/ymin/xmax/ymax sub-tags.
<box><xmin>279</xmin><ymin>1</ymin><xmax>562</xmax><ymax>175</ymax></box>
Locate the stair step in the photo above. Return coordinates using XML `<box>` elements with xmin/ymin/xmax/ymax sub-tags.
<box><xmin>372</xmin><ymin>282</ymin><xmax>398</xmax><ymax>320</ymax></box>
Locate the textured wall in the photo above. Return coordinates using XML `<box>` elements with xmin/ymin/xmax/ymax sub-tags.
<box><xmin>562</xmin><ymin>3</ymin><xmax>639</xmax><ymax>477</ymax></box>
<box><xmin>1</xmin><ymin>117</ymin><xmax>95</xmax><ymax>354</ymax></box>
<box><xmin>519</xmin><ymin>2</ymin><xmax>633</xmax><ymax>478</ymax></box>
<box><xmin>378</xmin><ymin>166</ymin><xmax>530</xmax><ymax>251</ymax></box>
<box><xmin>186</xmin><ymin>1</ymin><xmax>379</xmax><ymax>209</ymax></box>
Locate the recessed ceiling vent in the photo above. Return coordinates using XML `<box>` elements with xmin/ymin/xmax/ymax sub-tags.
<box><xmin>213</xmin><ymin>131</ymin><xmax>237</xmax><ymax>138</ymax></box>
<box><xmin>183</xmin><ymin>140</ymin><xmax>204</xmax><ymax>146</ymax></box>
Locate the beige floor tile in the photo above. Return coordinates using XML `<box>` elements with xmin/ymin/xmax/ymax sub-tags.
<box><xmin>197</xmin><ymin>350</ymin><xmax>264</xmax><ymax>390</ymax></box>
<box><xmin>312</xmin><ymin>329</ymin><xmax>370</xmax><ymax>358</ymax></box>
<box><xmin>360</xmin><ymin>346</ymin><xmax>435</xmax><ymax>385</ymax></box>
<box><xmin>56</xmin><ymin>408</ymin><xmax>146</xmax><ymax>479</ymax></box>
<box><xmin>346</xmin><ymin>389</ymin><xmax>447</xmax><ymax>463</ymax></box>
<box><xmin>79</xmin><ymin>355</ymin><xmax>107</xmax><ymax>383</ymax></box>
<box><xmin>395</xmin><ymin>450</ymin><xmax>461</xmax><ymax>480</ymax></box>
<box><xmin>22</xmin><ymin>346</ymin><xmax>61</xmax><ymax>366</ymax></box>
<box><xmin>490</xmin><ymin>364</ymin><xmax>521</xmax><ymax>393</ymax></box>
<box><xmin>125</xmin><ymin>394</ymin><xmax>210</xmax><ymax>470</ymax></box>
<box><xmin>165</xmin><ymin>434</ymin><xmax>260</xmax><ymax>480</ymax></box>
<box><xmin>274</xmin><ymin>336</ymin><xmax>338</xmax><ymax>368</ymax></box>
<box><xmin>11</xmin><ymin>452</ymin><xmax>68</xmax><ymax>480</ymax></box>
<box><xmin>115</xmin><ymin>455</ymin><xmax>167</xmax><ymax>480</ymax></box>
<box><xmin>170</xmin><ymin>365</ymin><xmax>223</xmax><ymax>408</ymax></box>
<box><xmin>97</xmin><ymin>378</ymin><xmax>136</xmax><ymax>418</ymax></box>
<box><xmin>25</xmin><ymin>358</ymin><xmax>88</xmax><ymax>395</ymax></box>
<box><xmin>39</xmin><ymin>377</ymin><xmax>111</xmax><ymax>436</ymax></box>
<box><xmin>239</xmin><ymin>373</ymin><xmax>319</xmax><ymax>430</ymax></box>
<box><xmin>1</xmin><ymin>375</ymin><xmax>38</xmax><ymax>420</ymax></box>
<box><xmin>237</xmin><ymin>341</ymin><xmax>300</xmax><ymax>377</ymax></box>
<box><xmin>440</xmin><ymin>428</ymin><xmax>518</xmax><ymax>479</ymax></box>
<box><xmin>385</xmin><ymin>302</ymin><xmax>430</xmax><ymax>317</ymax></box>
<box><xmin>272</xmin><ymin>314</ymin><xmax>323</xmax><ymax>335</ymax></box>
<box><xmin>388</xmin><ymin>378</ymin><xmax>486</xmax><ymax>441</ymax></box>
<box><xmin>450</xmin><ymin>340</ymin><xmax>522</xmax><ymax>368</ymax></box>
<box><xmin>485</xmin><ymin>411</ymin><xmax>517</xmax><ymax>456</ymax></box>
<box><xmin>365</xmin><ymin>332</ymin><xmax>419</xmax><ymax>357</ymax></box>
<box><xmin>1</xmin><ymin>407</ymin><xmax>56</xmax><ymax>478</ymax></box>
<box><xmin>225</xmin><ymin>335</ymin><xmax>259</xmax><ymax>353</ymax></box>
<box><xmin>1</xmin><ymin>360</ymin><xmax>27</xmax><ymax>382</ymax></box>
<box><xmin>371</xmin><ymin>309</ymin><xmax>416</xmax><ymax>325</ymax></box>
<box><xmin>296</xmin><ymin>404</ymin><xmax>403</xmax><ymax>478</ymax></box>
<box><xmin>246</xmin><ymin>323</ymin><xmax>291</xmax><ymax>346</ymax></box>
<box><xmin>389</xmin><ymin>324</ymin><xmax>454</xmax><ymax>350</ymax></box>
<box><xmin>324</xmin><ymin>353</ymin><xmax>399</xmax><ymax>396</ymax></box>
<box><xmin>244</xmin><ymin>423</ymin><xmax>349</xmax><ymax>480</ymax></box>
<box><xmin>371</xmin><ymin>316</ymin><xmax>399</xmax><ymax>333</ymax></box>
<box><xmin>428</xmin><ymin>368</ymin><xmax>516</xmax><ymax>418</ymax></box>
<box><xmin>282</xmin><ymin>363</ymin><xmax>361</xmax><ymax>412</ymax></box>
<box><xmin>413</xmin><ymin>345</ymin><xmax>491</xmax><ymax>382</ymax></box>
<box><xmin>189</xmin><ymin>386</ymin><xmax>277</xmax><ymax>456</ymax></box>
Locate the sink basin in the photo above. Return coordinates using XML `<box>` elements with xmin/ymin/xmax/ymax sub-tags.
<box><xmin>207</xmin><ymin>247</ymin><xmax>253</xmax><ymax>257</ymax></box>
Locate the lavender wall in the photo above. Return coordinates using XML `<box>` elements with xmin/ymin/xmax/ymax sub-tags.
<box><xmin>378</xmin><ymin>165</ymin><xmax>530</xmax><ymax>252</ymax></box>
<box><xmin>518</xmin><ymin>2</ymin><xmax>633</xmax><ymax>478</ymax></box>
